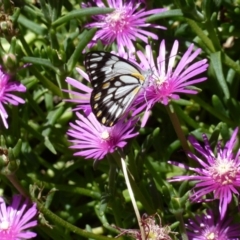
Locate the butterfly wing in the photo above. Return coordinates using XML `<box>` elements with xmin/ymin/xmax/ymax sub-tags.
<box><xmin>85</xmin><ymin>51</ymin><xmax>145</xmax><ymax>127</ymax></box>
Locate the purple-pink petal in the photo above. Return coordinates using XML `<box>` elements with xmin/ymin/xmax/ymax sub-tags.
<box><xmin>134</xmin><ymin>40</ymin><xmax>208</xmax><ymax>126</ymax></box>
<box><xmin>169</xmin><ymin>128</ymin><xmax>240</xmax><ymax>219</ymax></box>
<box><xmin>82</xmin><ymin>0</ymin><xmax>166</xmax><ymax>52</ymax></box>
<box><xmin>0</xmin><ymin>195</ymin><xmax>37</xmax><ymax>239</ymax></box>
<box><xmin>186</xmin><ymin>210</ymin><xmax>240</xmax><ymax>239</ymax></box>
<box><xmin>0</xmin><ymin>66</ymin><xmax>26</xmax><ymax>128</ymax></box>
<box><xmin>67</xmin><ymin>111</ymin><xmax>138</xmax><ymax>160</ymax></box>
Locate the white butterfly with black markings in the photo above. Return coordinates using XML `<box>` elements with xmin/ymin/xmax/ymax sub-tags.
<box><xmin>84</xmin><ymin>51</ymin><xmax>150</xmax><ymax>127</ymax></box>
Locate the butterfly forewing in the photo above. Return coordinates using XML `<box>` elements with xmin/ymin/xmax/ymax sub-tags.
<box><xmin>85</xmin><ymin>51</ymin><xmax>146</xmax><ymax>127</ymax></box>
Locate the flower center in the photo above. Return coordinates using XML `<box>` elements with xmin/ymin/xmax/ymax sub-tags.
<box><xmin>206</xmin><ymin>232</ymin><xmax>216</xmax><ymax>240</ymax></box>
<box><xmin>101</xmin><ymin>131</ymin><xmax>110</xmax><ymax>140</ymax></box>
<box><xmin>0</xmin><ymin>220</ymin><xmax>9</xmax><ymax>230</ymax></box>
<box><xmin>0</xmin><ymin>220</ymin><xmax>16</xmax><ymax>239</ymax></box>
<box><xmin>201</xmin><ymin>225</ymin><xmax>222</xmax><ymax>240</ymax></box>
<box><xmin>151</xmin><ymin>75</ymin><xmax>171</xmax><ymax>99</ymax></box>
<box><xmin>105</xmin><ymin>9</ymin><xmax>128</xmax><ymax>33</ymax></box>
<box><xmin>155</xmin><ymin>77</ymin><xmax>166</xmax><ymax>87</ymax></box>
<box><xmin>209</xmin><ymin>158</ymin><xmax>237</xmax><ymax>185</ymax></box>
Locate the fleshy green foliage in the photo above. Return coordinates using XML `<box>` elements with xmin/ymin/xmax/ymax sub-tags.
<box><xmin>0</xmin><ymin>0</ymin><xmax>240</xmax><ymax>239</ymax></box>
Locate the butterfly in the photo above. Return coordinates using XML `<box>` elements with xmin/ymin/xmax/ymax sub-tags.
<box><xmin>84</xmin><ymin>51</ymin><xmax>150</xmax><ymax>127</ymax></box>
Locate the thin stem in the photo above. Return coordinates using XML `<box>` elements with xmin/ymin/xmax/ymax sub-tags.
<box><xmin>174</xmin><ymin>212</ymin><xmax>188</xmax><ymax>240</ymax></box>
<box><xmin>119</xmin><ymin>154</ymin><xmax>146</xmax><ymax>240</ymax></box>
<box><xmin>6</xmin><ymin>173</ymin><xmax>29</xmax><ymax>198</ymax></box>
<box><xmin>34</xmin><ymin>197</ymin><xmax>120</xmax><ymax>240</ymax></box>
<box><xmin>107</xmin><ymin>157</ymin><xmax>124</xmax><ymax>227</ymax></box>
<box><xmin>112</xmin><ymin>152</ymin><xmax>155</xmax><ymax>214</ymax></box>
<box><xmin>166</xmin><ymin>104</ymin><xmax>190</xmax><ymax>153</ymax></box>
<box><xmin>108</xmin><ymin>157</ymin><xmax>118</xmax><ymax>196</ymax></box>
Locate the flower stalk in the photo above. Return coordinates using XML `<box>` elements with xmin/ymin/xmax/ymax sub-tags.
<box><xmin>119</xmin><ymin>153</ymin><xmax>146</xmax><ymax>240</ymax></box>
<box><xmin>166</xmin><ymin>104</ymin><xmax>190</xmax><ymax>153</ymax></box>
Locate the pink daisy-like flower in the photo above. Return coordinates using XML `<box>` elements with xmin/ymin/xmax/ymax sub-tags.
<box><xmin>67</xmin><ymin>111</ymin><xmax>139</xmax><ymax>160</ymax></box>
<box><xmin>82</xmin><ymin>0</ymin><xmax>166</xmax><ymax>53</ymax></box>
<box><xmin>168</xmin><ymin>128</ymin><xmax>240</xmax><ymax>219</ymax></box>
<box><xmin>64</xmin><ymin>68</ymin><xmax>92</xmax><ymax>115</ymax></box>
<box><xmin>133</xmin><ymin>40</ymin><xmax>208</xmax><ymax>126</ymax></box>
<box><xmin>0</xmin><ymin>195</ymin><xmax>37</xmax><ymax>239</ymax></box>
<box><xmin>0</xmin><ymin>66</ymin><xmax>26</xmax><ymax>128</ymax></box>
<box><xmin>186</xmin><ymin>210</ymin><xmax>240</xmax><ymax>240</ymax></box>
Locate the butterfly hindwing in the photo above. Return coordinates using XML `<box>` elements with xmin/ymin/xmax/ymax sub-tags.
<box><xmin>85</xmin><ymin>51</ymin><xmax>145</xmax><ymax>126</ymax></box>
<box><xmin>90</xmin><ymin>75</ymin><xmax>142</xmax><ymax>126</ymax></box>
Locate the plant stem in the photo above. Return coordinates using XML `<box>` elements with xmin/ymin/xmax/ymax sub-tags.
<box><xmin>174</xmin><ymin>212</ymin><xmax>188</xmax><ymax>240</ymax></box>
<box><xmin>166</xmin><ymin>105</ymin><xmax>190</xmax><ymax>153</ymax></box>
<box><xmin>6</xmin><ymin>173</ymin><xmax>30</xmax><ymax>198</ymax></box>
<box><xmin>119</xmin><ymin>153</ymin><xmax>146</xmax><ymax>240</ymax></box>
<box><xmin>34</xmin><ymin>197</ymin><xmax>120</xmax><ymax>240</ymax></box>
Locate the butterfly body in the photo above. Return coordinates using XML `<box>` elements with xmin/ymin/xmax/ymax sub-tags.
<box><xmin>85</xmin><ymin>51</ymin><xmax>148</xmax><ymax>127</ymax></box>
